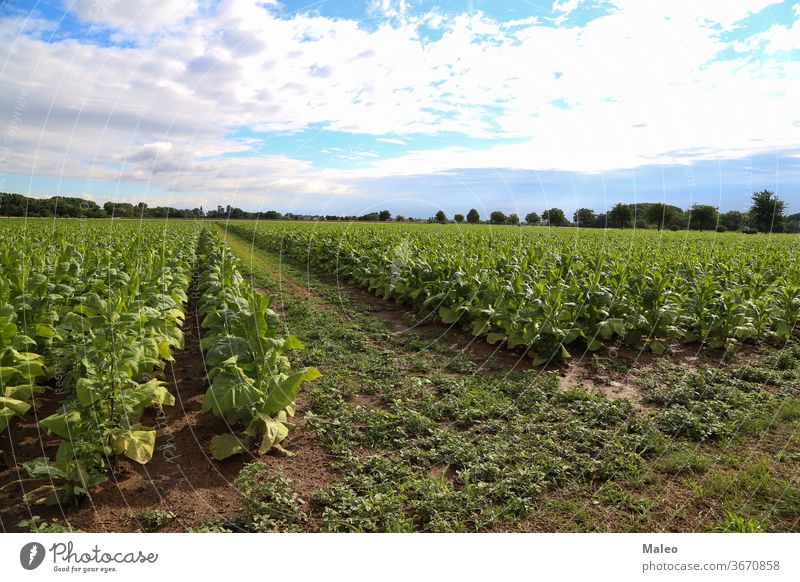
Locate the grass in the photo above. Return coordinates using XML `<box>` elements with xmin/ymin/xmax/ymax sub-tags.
<box><xmin>129</xmin><ymin>509</ymin><xmax>176</xmax><ymax>532</ymax></box>
<box><xmin>235</xmin><ymin>463</ymin><xmax>308</xmax><ymax>532</ymax></box>
<box><xmin>215</xmin><ymin>223</ymin><xmax>800</xmax><ymax>533</ymax></box>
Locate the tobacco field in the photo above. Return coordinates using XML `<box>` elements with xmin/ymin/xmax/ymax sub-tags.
<box><xmin>1</xmin><ymin>218</ymin><xmax>798</xmax><ymax>533</ymax></box>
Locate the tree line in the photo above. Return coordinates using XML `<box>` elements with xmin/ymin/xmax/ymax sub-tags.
<box><xmin>0</xmin><ymin>194</ymin><xmax>398</xmax><ymax>222</ymax></box>
<box><xmin>0</xmin><ymin>190</ymin><xmax>796</xmax><ymax>233</ymax></box>
<box><xmin>429</xmin><ymin>191</ymin><xmax>797</xmax><ymax>233</ymax></box>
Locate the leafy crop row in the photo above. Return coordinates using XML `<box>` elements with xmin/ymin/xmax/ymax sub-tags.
<box><xmin>196</xmin><ymin>228</ymin><xmax>320</xmax><ymax>460</ymax></box>
<box><xmin>0</xmin><ymin>220</ymin><xmax>199</xmax><ymax>504</ymax></box>
<box><xmin>0</xmin><ymin>236</ymin><xmax>67</xmax><ymax>436</ymax></box>
<box><xmin>226</xmin><ymin>222</ymin><xmax>800</xmax><ymax>363</ymax></box>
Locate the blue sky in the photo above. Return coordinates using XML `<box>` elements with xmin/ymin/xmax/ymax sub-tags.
<box><xmin>1</xmin><ymin>0</ymin><xmax>799</xmax><ymax>217</ymax></box>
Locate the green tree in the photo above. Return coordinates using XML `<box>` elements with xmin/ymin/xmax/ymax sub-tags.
<box><xmin>454</xmin><ymin>213</ymin><xmax>464</xmax><ymax>223</ymax></box>
<box><xmin>379</xmin><ymin>210</ymin><xmax>391</xmax><ymax>221</ymax></box>
<box><xmin>785</xmin><ymin>212</ymin><xmax>800</xmax><ymax>233</ymax></box>
<box><xmin>573</xmin><ymin>208</ymin><xmax>596</xmax><ymax>227</ymax></box>
<box><xmin>644</xmin><ymin>203</ymin><xmax>681</xmax><ymax>230</ymax></box>
<box><xmin>719</xmin><ymin>210</ymin><xmax>748</xmax><ymax>231</ymax></box>
<box><xmin>103</xmin><ymin>201</ymin><xmax>135</xmax><ymax>218</ymax></box>
<box><xmin>608</xmin><ymin>203</ymin><xmax>632</xmax><ymax>228</ymax></box>
<box><xmin>489</xmin><ymin>210</ymin><xmax>507</xmax><ymax>225</ymax></box>
<box><xmin>749</xmin><ymin>190</ymin><xmax>786</xmax><ymax>233</ymax></box>
<box><xmin>508</xmin><ymin>213</ymin><xmax>520</xmax><ymax>225</ymax></box>
<box><xmin>687</xmin><ymin>204</ymin><xmax>718</xmax><ymax>231</ymax></box>
<box><xmin>525</xmin><ymin>211</ymin><xmax>540</xmax><ymax>225</ymax></box>
<box><xmin>435</xmin><ymin>210</ymin><xmax>447</xmax><ymax>224</ymax></box>
<box><xmin>542</xmin><ymin>208</ymin><xmax>568</xmax><ymax>227</ymax></box>
<box><xmin>466</xmin><ymin>208</ymin><xmax>480</xmax><ymax>224</ymax></box>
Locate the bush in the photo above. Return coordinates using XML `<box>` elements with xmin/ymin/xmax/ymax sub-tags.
<box><xmin>669</xmin><ymin>225</ymin><xmax>680</xmax><ymax>231</ymax></box>
<box><xmin>741</xmin><ymin>227</ymin><xmax>758</xmax><ymax>234</ymax></box>
<box><xmin>716</xmin><ymin>225</ymin><xmax>727</xmax><ymax>233</ymax></box>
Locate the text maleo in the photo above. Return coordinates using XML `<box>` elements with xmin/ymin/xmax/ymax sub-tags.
<box><xmin>643</xmin><ymin>544</ymin><xmax>678</xmax><ymax>554</ymax></box>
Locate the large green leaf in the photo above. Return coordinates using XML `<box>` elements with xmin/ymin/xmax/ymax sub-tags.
<box><xmin>261</xmin><ymin>367</ymin><xmax>321</xmax><ymax>415</ymax></box>
<box><xmin>110</xmin><ymin>429</ymin><xmax>156</xmax><ymax>464</ymax></box>
<box><xmin>209</xmin><ymin>433</ymin><xmax>248</xmax><ymax>460</ymax></box>
<box><xmin>201</xmin><ymin>365</ymin><xmax>261</xmax><ymax>417</ymax></box>
<box><xmin>40</xmin><ymin>409</ymin><xmax>81</xmax><ymax>438</ymax></box>
<box><xmin>439</xmin><ymin>306</ymin><xmax>461</xmax><ymax>324</ymax></box>
<box><xmin>0</xmin><ymin>409</ymin><xmax>15</xmax><ymax>432</ymax></box>
<box><xmin>205</xmin><ymin>336</ymin><xmax>252</xmax><ymax>367</ymax></box>
<box><xmin>22</xmin><ymin>457</ymin><xmax>67</xmax><ymax>479</ymax></box>
<box><xmin>76</xmin><ymin>377</ymin><xmax>101</xmax><ymax>407</ymax></box>
<box><xmin>0</xmin><ymin>396</ymin><xmax>31</xmax><ymax>417</ymax></box>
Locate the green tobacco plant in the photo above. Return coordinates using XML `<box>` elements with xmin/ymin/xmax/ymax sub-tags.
<box><xmin>196</xmin><ymin>228</ymin><xmax>320</xmax><ymax>460</ymax></box>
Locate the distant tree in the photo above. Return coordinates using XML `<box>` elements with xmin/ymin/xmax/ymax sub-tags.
<box><xmin>644</xmin><ymin>203</ymin><xmax>681</xmax><ymax>230</ymax></box>
<box><xmin>395</xmin><ymin>215</ymin><xmax>406</xmax><ymax>222</ymax></box>
<box><xmin>103</xmin><ymin>201</ymin><xmax>135</xmax><ymax>218</ymax></box>
<box><xmin>525</xmin><ymin>211</ymin><xmax>540</xmax><ymax>226</ymax></box>
<box><xmin>379</xmin><ymin>210</ymin><xmax>391</xmax><ymax>221</ymax></box>
<box><xmin>454</xmin><ymin>213</ymin><xmax>464</xmax><ymax>223</ymax></box>
<box><xmin>435</xmin><ymin>210</ymin><xmax>447</xmax><ymax>224</ymax></box>
<box><xmin>687</xmin><ymin>203</ymin><xmax>718</xmax><ymax>231</ymax></box>
<box><xmin>719</xmin><ymin>210</ymin><xmax>748</xmax><ymax>232</ymax></box>
<box><xmin>573</xmin><ymin>208</ymin><xmax>596</xmax><ymax>227</ymax></box>
<box><xmin>749</xmin><ymin>190</ymin><xmax>786</xmax><ymax>233</ymax></box>
<box><xmin>489</xmin><ymin>210</ymin><xmax>507</xmax><ymax>225</ymax></box>
<box><xmin>785</xmin><ymin>212</ymin><xmax>800</xmax><ymax>233</ymax></box>
<box><xmin>542</xmin><ymin>208</ymin><xmax>568</xmax><ymax>227</ymax></box>
<box><xmin>508</xmin><ymin>213</ymin><xmax>520</xmax><ymax>225</ymax></box>
<box><xmin>466</xmin><ymin>208</ymin><xmax>480</xmax><ymax>224</ymax></box>
<box><xmin>608</xmin><ymin>203</ymin><xmax>633</xmax><ymax>228</ymax></box>
<box><xmin>594</xmin><ymin>213</ymin><xmax>608</xmax><ymax>228</ymax></box>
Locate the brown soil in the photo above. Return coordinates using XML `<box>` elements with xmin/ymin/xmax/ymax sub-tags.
<box><xmin>347</xmin><ymin>392</ymin><xmax>386</xmax><ymax>410</ymax></box>
<box><xmin>0</xmin><ymin>380</ymin><xmax>72</xmax><ymax>529</ymax></box>
<box><xmin>265</xmin><ymin>396</ymin><xmax>339</xmax><ymax>531</ymax></box>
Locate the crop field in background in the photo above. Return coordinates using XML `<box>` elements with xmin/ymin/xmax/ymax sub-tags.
<box><xmin>227</xmin><ymin>222</ymin><xmax>800</xmax><ymax>361</ymax></box>
<box><xmin>1</xmin><ymin>218</ymin><xmax>798</xmax><ymax>533</ymax></box>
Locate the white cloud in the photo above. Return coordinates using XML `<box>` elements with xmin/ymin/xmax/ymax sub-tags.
<box><xmin>368</xmin><ymin>0</ymin><xmax>411</xmax><ymax>21</ymax></box>
<box><xmin>0</xmin><ymin>0</ymin><xmax>797</xmax><ymax>206</ymax></box>
<box><xmin>67</xmin><ymin>0</ymin><xmax>199</xmax><ymax>35</ymax></box>
<box><xmin>748</xmin><ymin>18</ymin><xmax>800</xmax><ymax>53</ymax></box>
<box><xmin>552</xmin><ymin>0</ymin><xmax>582</xmax><ymax>24</ymax></box>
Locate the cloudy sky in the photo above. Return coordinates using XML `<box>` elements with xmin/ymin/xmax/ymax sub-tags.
<box><xmin>0</xmin><ymin>0</ymin><xmax>798</xmax><ymax>217</ymax></box>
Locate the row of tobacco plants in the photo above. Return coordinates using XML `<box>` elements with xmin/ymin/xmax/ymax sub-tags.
<box><xmin>2</xmin><ymin>220</ymin><xmax>320</xmax><ymax>508</ymax></box>
<box><xmin>195</xmin><ymin>227</ymin><xmax>320</xmax><ymax>460</ymax></box>
<box><xmin>1</xmin><ymin>220</ymin><xmax>198</xmax><ymax>504</ymax></box>
<box><xmin>225</xmin><ymin>222</ymin><xmax>800</xmax><ymax>364</ymax></box>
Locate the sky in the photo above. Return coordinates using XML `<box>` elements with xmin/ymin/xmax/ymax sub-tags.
<box><xmin>0</xmin><ymin>0</ymin><xmax>798</xmax><ymax>218</ymax></box>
